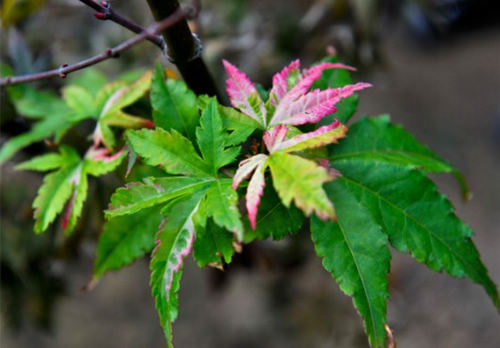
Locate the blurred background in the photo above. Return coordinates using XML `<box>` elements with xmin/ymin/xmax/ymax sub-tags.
<box><xmin>1</xmin><ymin>0</ymin><xmax>499</xmax><ymax>347</ymax></box>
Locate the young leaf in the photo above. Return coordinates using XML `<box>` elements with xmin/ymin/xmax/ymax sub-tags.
<box><xmin>150</xmin><ymin>193</ymin><xmax>203</xmax><ymax>347</ymax></box>
<box><xmin>245</xmin><ymin>158</ymin><xmax>267</xmax><ymax>230</ymax></box>
<box><xmin>15</xmin><ymin>153</ymin><xmax>66</xmax><ymax>172</ymax></box>
<box><xmin>232</xmin><ymin>154</ymin><xmax>269</xmax><ymax>229</ymax></box>
<box><xmin>92</xmin><ymin>72</ymin><xmax>153</xmax><ymax>149</ymax></box>
<box><xmin>196</xmin><ymin>98</ymin><xmax>240</xmax><ymax>174</ymax></box>
<box><xmin>312</xmin><ymin>56</ymin><xmax>361</xmax><ymax>124</ymax></box>
<box><xmin>62</xmin><ymin>149</ymin><xmax>127</xmax><ymax>235</ymax></box>
<box><xmin>203</xmin><ymin>179</ymin><xmax>244</xmax><ymax>241</ymax></box>
<box><xmin>18</xmin><ymin>146</ymin><xmax>126</xmax><ymax>235</ymax></box>
<box><xmin>104</xmin><ymin>111</ymin><xmax>153</xmax><ymax>129</ymax></box>
<box><xmin>94</xmin><ymin>81</ymin><xmax>128</xmax><ymax>117</ymax></box>
<box><xmin>228</xmin><ymin>59</ymin><xmax>370</xmax><ymax>228</ymax></box>
<box><xmin>94</xmin><ymin>206</ymin><xmax>162</xmax><ymax>278</ymax></box>
<box><xmin>331</xmin><ymin>115</ymin><xmax>469</xmax><ymax>197</ymax></box>
<box><xmin>311</xmin><ymin>180</ymin><xmax>390</xmax><ymax>348</ymax></box>
<box><xmin>126</xmin><ymin>128</ymin><xmax>210</xmax><ymax>177</ymax></box>
<box><xmin>273</xmin><ymin>120</ymin><xmax>347</xmax><ymax>153</ymax></box>
<box><xmin>232</xmin><ymin>154</ymin><xmax>268</xmax><ymax>189</ymax></box>
<box><xmin>262</xmin><ymin>125</ymin><xmax>289</xmax><ymax>153</ymax></box>
<box><xmin>280</xmin><ymin>62</ymin><xmax>356</xmax><ymax>105</ymax></box>
<box><xmin>84</xmin><ymin>148</ymin><xmax>128</xmax><ymax>177</ymax></box>
<box><xmin>98</xmin><ymin>71</ymin><xmax>152</xmax><ymax>119</ymax></box>
<box><xmin>106</xmin><ymin>176</ymin><xmax>212</xmax><ymax>218</ymax></box>
<box><xmin>267</xmin><ymin>151</ymin><xmax>335</xmax><ymax>220</ymax></box>
<box><xmin>31</xmin><ymin>148</ymin><xmax>82</xmax><ymax>233</ymax></box>
<box><xmin>151</xmin><ymin>65</ymin><xmax>199</xmax><ymax>140</ymax></box>
<box><xmin>223</xmin><ymin>60</ymin><xmax>267</xmax><ymax>127</ymax></box>
<box><xmin>268</xmin><ymin>59</ymin><xmax>300</xmax><ymax>105</ymax></box>
<box><xmin>269</xmin><ymin>83</ymin><xmax>371</xmax><ymax>127</ymax></box>
<box><xmin>61</xmin><ymin>172</ymin><xmax>88</xmax><ymax>234</ymax></box>
<box><xmin>332</xmin><ymin>158</ymin><xmax>499</xmax><ymax>309</ymax></box>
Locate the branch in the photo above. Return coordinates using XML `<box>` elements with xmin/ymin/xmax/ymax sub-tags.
<box><xmin>78</xmin><ymin>0</ymin><xmax>164</xmax><ymax>49</ymax></box>
<box><xmin>146</xmin><ymin>0</ymin><xmax>221</xmax><ymax>98</ymax></box>
<box><xmin>0</xmin><ymin>8</ymin><xmax>188</xmax><ymax>87</ymax></box>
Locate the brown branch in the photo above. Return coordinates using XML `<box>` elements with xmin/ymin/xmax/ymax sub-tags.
<box><xmin>146</xmin><ymin>0</ymin><xmax>221</xmax><ymax>98</ymax></box>
<box><xmin>0</xmin><ymin>8</ymin><xmax>189</xmax><ymax>87</ymax></box>
<box><xmin>78</xmin><ymin>0</ymin><xmax>164</xmax><ymax>49</ymax></box>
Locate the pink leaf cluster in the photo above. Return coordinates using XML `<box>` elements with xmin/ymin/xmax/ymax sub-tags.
<box><xmin>224</xmin><ymin>59</ymin><xmax>370</xmax><ymax>129</ymax></box>
<box><xmin>225</xmin><ymin>59</ymin><xmax>370</xmax><ymax>229</ymax></box>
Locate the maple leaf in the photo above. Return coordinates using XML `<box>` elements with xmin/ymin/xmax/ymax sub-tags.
<box><xmin>16</xmin><ymin>145</ymin><xmax>127</xmax><ymax>235</ymax></box>
<box><xmin>0</xmin><ymin>69</ymin><xmax>153</xmax><ymax>164</ymax></box>
<box><xmin>225</xmin><ymin>59</ymin><xmax>360</xmax><ymax>228</ymax></box>
<box><xmin>92</xmin><ymin>71</ymin><xmax>154</xmax><ymax>150</ymax></box>
<box><xmin>103</xmin><ymin>96</ymin><xmax>244</xmax><ymax>346</ymax></box>
<box><xmin>232</xmin><ymin>120</ymin><xmax>348</xmax><ymax>228</ymax></box>
<box><xmin>223</xmin><ymin>59</ymin><xmax>371</xmax><ymax>129</ymax></box>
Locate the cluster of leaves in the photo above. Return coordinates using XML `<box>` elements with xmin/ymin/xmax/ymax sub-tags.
<box><xmin>2</xmin><ymin>56</ymin><xmax>498</xmax><ymax>348</ymax></box>
<box><xmin>2</xmin><ymin>67</ymin><xmax>155</xmax><ymax>234</ymax></box>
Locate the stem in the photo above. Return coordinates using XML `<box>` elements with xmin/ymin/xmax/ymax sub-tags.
<box><xmin>0</xmin><ymin>9</ymin><xmax>187</xmax><ymax>86</ymax></box>
<box><xmin>79</xmin><ymin>0</ymin><xmax>165</xmax><ymax>48</ymax></box>
<box><xmin>145</xmin><ymin>0</ymin><xmax>221</xmax><ymax>99</ymax></box>
<box><xmin>385</xmin><ymin>324</ymin><xmax>396</xmax><ymax>348</ymax></box>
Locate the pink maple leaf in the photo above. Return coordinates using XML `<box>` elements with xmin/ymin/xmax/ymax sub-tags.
<box><xmin>226</xmin><ymin>59</ymin><xmax>371</xmax><ymax>229</ymax></box>
<box><xmin>223</xmin><ymin>59</ymin><xmax>370</xmax><ymax>129</ymax></box>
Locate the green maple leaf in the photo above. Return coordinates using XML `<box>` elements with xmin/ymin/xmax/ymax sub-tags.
<box><xmin>101</xmin><ymin>96</ymin><xmax>245</xmax><ymax>346</ymax></box>
<box><xmin>196</xmin><ymin>99</ymin><xmax>241</xmax><ymax>174</ymax></box>
<box><xmin>151</xmin><ymin>192</ymin><xmax>205</xmax><ymax>348</ymax></box>
<box><xmin>27</xmin><ymin>147</ymin><xmax>82</xmax><ymax>234</ymax></box>
<box><xmin>330</xmin><ymin>115</ymin><xmax>470</xmax><ymax>198</ymax></box>
<box><xmin>1</xmin><ymin>69</ymin><xmax>152</xmax><ymax>164</ymax></box>
<box><xmin>94</xmin><ymin>206</ymin><xmax>163</xmax><ymax>278</ymax></box>
<box><xmin>311</xmin><ymin>180</ymin><xmax>390</xmax><ymax>348</ymax></box>
<box><xmin>126</xmin><ymin>128</ymin><xmax>210</xmax><ymax>176</ymax></box>
<box><xmin>151</xmin><ymin>65</ymin><xmax>199</xmax><ymax>141</ymax></box>
<box><xmin>105</xmin><ymin>176</ymin><xmax>212</xmax><ymax>218</ymax></box>
<box><xmin>16</xmin><ymin>145</ymin><xmax>126</xmax><ymax>235</ymax></box>
<box><xmin>331</xmin><ymin>159</ymin><xmax>499</xmax><ymax>309</ymax></box>
<box><xmin>310</xmin><ymin>115</ymin><xmax>499</xmax><ymax>347</ymax></box>
<box><xmin>92</xmin><ymin>71</ymin><xmax>153</xmax><ymax>149</ymax></box>
<box><xmin>0</xmin><ymin>87</ymin><xmax>74</xmax><ymax>164</ymax></box>
<box><xmin>62</xmin><ymin>85</ymin><xmax>95</xmax><ymax>119</ymax></box>
<box><xmin>197</xmin><ymin>95</ymin><xmax>260</xmax><ymax>146</ymax></box>
<box><xmin>202</xmin><ymin>179</ymin><xmax>244</xmax><ymax>240</ymax></box>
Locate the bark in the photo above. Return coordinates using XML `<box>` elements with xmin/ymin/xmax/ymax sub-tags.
<box><xmin>145</xmin><ymin>0</ymin><xmax>221</xmax><ymax>99</ymax></box>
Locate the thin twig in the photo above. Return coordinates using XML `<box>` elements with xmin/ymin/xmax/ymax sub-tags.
<box><xmin>0</xmin><ymin>8</ymin><xmax>188</xmax><ymax>86</ymax></box>
<box><xmin>78</xmin><ymin>0</ymin><xmax>164</xmax><ymax>48</ymax></box>
<box><xmin>385</xmin><ymin>324</ymin><xmax>396</xmax><ymax>348</ymax></box>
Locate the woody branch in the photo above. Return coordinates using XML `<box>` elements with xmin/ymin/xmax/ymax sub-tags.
<box><xmin>0</xmin><ymin>7</ymin><xmax>193</xmax><ymax>87</ymax></box>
